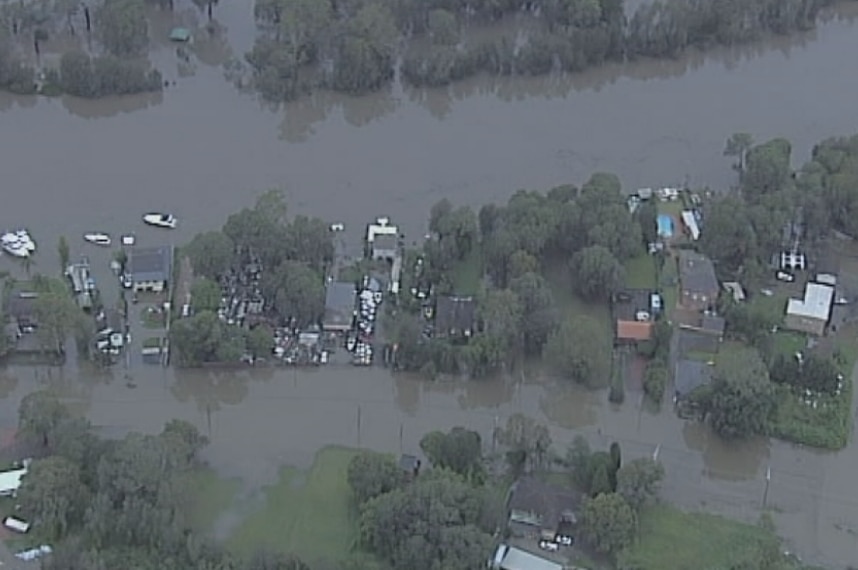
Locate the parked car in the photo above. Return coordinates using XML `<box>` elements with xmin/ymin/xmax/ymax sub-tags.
<box><xmin>776</xmin><ymin>271</ymin><xmax>795</xmax><ymax>283</ymax></box>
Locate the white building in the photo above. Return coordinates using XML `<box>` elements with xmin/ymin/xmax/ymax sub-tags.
<box><xmin>680</xmin><ymin>210</ymin><xmax>700</xmax><ymax>241</ymax></box>
<box><xmin>490</xmin><ymin>545</ymin><xmax>562</xmax><ymax>570</ymax></box>
<box><xmin>0</xmin><ymin>467</ymin><xmax>28</xmax><ymax>497</ymax></box>
<box><xmin>785</xmin><ymin>282</ymin><xmax>834</xmax><ymax>336</ymax></box>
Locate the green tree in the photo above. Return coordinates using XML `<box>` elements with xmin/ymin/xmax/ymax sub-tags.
<box><xmin>58</xmin><ymin>236</ymin><xmax>70</xmax><ymax>270</ymax></box>
<box><xmin>190</xmin><ymin>278</ymin><xmax>222</xmax><ymax>313</ymax></box>
<box><xmin>246</xmin><ymin>324</ymin><xmax>274</xmax><ymax>359</ymax></box>
<box><xmin>635</xmin><ymin>200</ymin><xmax>658</xmax><ymax>245</ymax></box>
<box><xmin>419</xmin><ymin>427</ymin><xmax>483</xmax><ymax>479</ymax></box>
<box><xmin>699</xmin><ymin>195</ymin><xmax>758</xmax><ymax>272</ymax></box>
<box><xmin>643</xmin><ymin>361</ymin><xmax>668</xmax><ymax>403</ymax></box>
<box><xmin>185</xmin><ymin>231</ymin><xmax>234</xmax><ymax>280</ymax></box>
<box><xmin>698</xmin><ymin>347</ymin><xmax>775</xmax><ymax>439</ymax></box>
<box><xmin>589</xmin><ymin>462</ymin><xmax>612</xmax><ymax>497</ymax></box>
<box><xmin>580</xmin><ymin>492</ymin><xmax>637</xmax><ymax>554</ymax></box>
<box><xmin>17</xmin><ymin>456</ymin><xmax>88</xmax><ymax>541</ymax></box>
<box><xmin>332</xmin><ymin>3</ymin><xmax>397</xmax><ymax>94</ymax></box>
<box><xmin>572</xmin><ymin>244</ymin><xmax>625</xmax><ymax>300</ymax></box>
<box><xmin>476</xmin><ymin>287</ymin><xmax>522</xmax><ymax>363</ymax></box>
<box><xmin>507</xmin><ymin>250</ymin><xmax>539</xmax><ymax>280</ymax></box>
<box><xmin>743</xmin><ymin>138</ymin><xmax>792</xmax><ymax>199</ymax></box>
<box><xmin>566</xmin><ymin>436</ymin><xmax>593</xmax><ymax>489</ymax></box>
<box><xmin>496</xmin><ymin>414</ymin><xmax>551</xmax><ymax>473</ymax></box>
<box><xmin>544</xmin><ymin>315</ymin><xmax>610</xmax><ymax>388</ymax></box>
<box><xmin>18</xmin><ymin>390</ymin><xmax>71</xmax><ymax>448</ymax></box>
<box><xmin>96</xmin><ymin>0</ymin><xmax>149</xmax><ymax>56</ymax></box>
<box><xmin>427</xmin><ymin>9</ymin><xmax>458</xmax><ymax>45</ymax></box>
<box><xmin>346</xmin><ymin>451</ymin><xmax>402</xmax><ymax>505</ymax></box>
<box><xmin>264</xmin><ymin>260</ymin><xmax>324</xmax><ymax>326</ymax></box>
<box><xmin>510</xmin><ymin>272</ymin><xmax>557</xmax><ymax>355</ymax></box>
<box><xmin>616</xmin><ymin>457</ymin><xmax>665</xmax><ymax>511</ymax></box>
<box><xmin>171</xmin><ymin>310</ymin><xmax>245</xmax><ymax>366</ymax></box>
<box><xmin>724</xmin><ymin>132</ymin><xmax>754</xmax><ymax>172</ymax></box>
<box><xmin>246</xmin><ymin>550</ymin><xmax>310</xmax><ymax>570</ymax></box>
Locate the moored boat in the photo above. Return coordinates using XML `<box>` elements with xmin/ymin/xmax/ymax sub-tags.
<box><xmin>83</xmin><ymin>232</ymin><xmax>112</xmax><ymax>246</ymax></box>
<box><xmin>143</xmin><ymin>213</ymin><xmax>177</xmax><ymax>229</ymax></box>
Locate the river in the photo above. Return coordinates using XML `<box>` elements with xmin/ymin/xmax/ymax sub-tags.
<box><xmin>1</xmin><ymin>0</ymin><xmax>858</xmax><ymax>567</ymax></box>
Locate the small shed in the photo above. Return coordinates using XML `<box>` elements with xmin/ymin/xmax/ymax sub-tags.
<box><xmin>169</xmin><ymin>27</ymin><xmax>191</xmax><ymax>42</ymax></box>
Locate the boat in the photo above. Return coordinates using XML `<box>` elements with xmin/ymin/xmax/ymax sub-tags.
<box><xmin>2</xmin><ymin>229</ymin><xmax>35</xmax><ymax>257</ymax></box>
<box><xmin>83</xmin><ymin>232</ymin><xmax>112</xmax><ymax>246</ymax></box>
<box><xmin>121</xmin><ymin>234</ymin><xmax>136</xmax><ymax>246</ymax></box>
<box><xmin>143</xmin><ymin>213</ymin><xmax>177</xmax><ymax>229</ymax></box>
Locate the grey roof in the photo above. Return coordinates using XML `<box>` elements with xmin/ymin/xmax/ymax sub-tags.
<box><xmin>128</xmin><ymin>246</ymin><xmax>173</xmax><ymax>283</ymax></box>
<box><xmin>323</xmin><ymin>282</ymin><xmax>356</xmax><ymax>328</ymax></box>
<box><xmin>674</xmin><ymin>359</ymin><xmax>714</xmax><ymax>398</ymax></box>
<box><xmin>435</xmin><ymin>296</ymin><xmax>476</xmax><ymax>337</ymax></box>
<box><xmin>507</xmin><ymin>477</ymin><xmax>580</xmax><ymax>531</ymax></box>
<box><xmin>678</xmin><ymin>250</ymin><xmax>718</xmax><ymax>295</ymax></box>
<box><xmin>399</xmin><ymin>454</ymin><xmax>420</xmax><ymax>472</ymax></box>
<box><xmin>701</xmin><ymin>314</ymin><xmax>726</xmax><ymax>334</ymax></box>
<box><xmin>613</xmin><ymin>289</ymin><xmax>652</xmax><ymax>322</ymax></box>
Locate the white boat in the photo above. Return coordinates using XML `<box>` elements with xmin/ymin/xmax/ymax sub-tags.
<box><xmin>2</xmin><ymin>242</ymin><xmax>30</xmax><ymax>258</ymax></box>
<box><xmin>143</xmin><ymin>213</ymin><xmax>177</xmax><ymax>229</ymax></box>
<box><xmin>84</xmin><ymin>232</ymin><xmax>112</xmax><ymax>246</ymax></box>
<box><xmin>121</xmin><ymin>234</ymin><xmax>136</xmax><ymax>246</ymax></box>
<box><xmin>2</xmin><ymin>229</ymin><xmax>35</xmax><ymax>257</ymax></box>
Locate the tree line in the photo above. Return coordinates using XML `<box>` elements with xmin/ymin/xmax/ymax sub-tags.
<box><xmin>11</xmin><ymin>391</ymin><xmax>310</xmax><ymax>570</ymax></box>
<box><xmin>245</xmin><ymin>0</ymin><xmax>838</xmax><ymax>101</ymax></box>
<box><xmin>0</xmin><ymin>0</ymin><xmax>164</xmax><ymax>97</ymax></box>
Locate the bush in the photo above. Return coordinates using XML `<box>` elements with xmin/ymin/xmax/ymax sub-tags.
<box><xmin>60</xmin><ymin>51</ymin><xmax>162</xmax><ymax>98</ymax></box>
<box><xmin>644</xmin><ymin>361</ymin><xmax>668</xmax><ymax>404</ymax></box>
<box><xmin>0</xmin><ymin>50</ymin><xmax>36</xmax><ymax>95</ymax></box>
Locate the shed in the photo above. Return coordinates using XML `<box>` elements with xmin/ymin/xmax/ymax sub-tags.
<box><xmin>0</xmin><ymin>467</ymin><xmax>27</xmax><ymax>497</ymax></box>
<box><xmin>323</xmin><ymin>282</ymin><xmax>356</xmax><ymax>332</ymax></box>
<box><xmin>785</xmin><ymin>282</ymin><xmax>833</xmax><ymax>336</ymax></box>
<box><xmin>169</xmin><ymin>27</ymin><xmax>191</xmax><ymax>42</ymax></box>
<box><xmin>128</xmin><ymin>246</ymin><xmax>173</xmax><ymax>293</ymax></box>
<box><xmin>680</xmin><ymin>210</ymin><xmax>700</xmax><ymax>241</ymax></box>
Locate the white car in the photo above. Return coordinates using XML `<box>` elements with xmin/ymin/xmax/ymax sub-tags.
<box><xmin>143</xmin><ymin>213</ymin><xmax>178</xmax><ymax>229</ymax></box>
<box><xmin>83</xmin><ymin>232</ymin><xmax>112</xmax><ymax>246</ymax></box>
<box><xmin>776</xmin><ymin>271</ymin><xmax>795</xmax><ymax>283</ymax></box>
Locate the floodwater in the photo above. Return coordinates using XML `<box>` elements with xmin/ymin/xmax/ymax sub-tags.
<box><xmin>2</xmin><ymin>0</ymin><xmax>858</xmax><ymax>566</ymax></box>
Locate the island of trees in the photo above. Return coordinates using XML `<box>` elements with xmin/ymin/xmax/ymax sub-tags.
<box><xmin>0</xmin><ymin>0</ymin><xmax>846</xmax><ymax>100</ymax></box>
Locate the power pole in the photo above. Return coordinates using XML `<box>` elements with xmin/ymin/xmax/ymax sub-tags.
<box><xmin>761</xmin><ymin>466</ymin><xmax>771</xmax><ymax>509</ymax></box>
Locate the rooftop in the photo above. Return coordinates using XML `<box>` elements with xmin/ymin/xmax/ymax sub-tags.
<box><xmin>366</xmin><ymin>218</ymin><xmax>398</xmax><ymax>243</ymax></box>
<box><xmin>435</xmin><ymin>296</ymin><xmax>476</xmax><ymax>338</ymax></box>
<box><xmin>678</xmin><ymin>250</ymin><xmax>718</xmax><ymax>295</ymax></box>
<box><xmin>614</xmin><ymin>290</ymin><xmax>654</xmax><ymax>341</ymax></box>
<box><xmin>497</xmin><ymin>546</ymin><xmax>563</xmax><ymax>570</ymax></box>
<box><xmin>787</xmin><ymin>282</ymin><xmax>834</xmax><ymax>322</ymax></box>
<box><xmin>508</xmin><ymin>477</ymin><xmax>580</xmax><ymax>531</ymax></box>
<box><xmin>128</xmin><ymin>246</ymin><xmax>173</xmax><ymax>283</ymax></box>
<box><xmin>700</xmin><ymin>314</ymin><xmax>726</xmax><ymax>335</ymax></box>
<box><xmin>323</xmin><ymin>282</ymin><xmax>356</xmax><ymax>328</ymax></box>
<box><xmin>674</xmin><ymin>359</ymin><xmax>714</xmax><ymax>398</ymax></box>
<box><xmin>0</xmin><ymin>467</ymin><xmax>27</xmax><ymax>493</ymax></box>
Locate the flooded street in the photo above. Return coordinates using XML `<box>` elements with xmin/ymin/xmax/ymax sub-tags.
<box><xmin>2</xmin><ymin>0</ymin><xmax>858</xmax><ymax>567</ymax></box>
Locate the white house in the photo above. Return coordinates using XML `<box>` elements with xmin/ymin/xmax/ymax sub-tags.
<box><xmin>785</xmin><ymin>282</ymin><xmax>834</xmax><ymax>336</ymax></box>
<box><xmin>0</xmin><ymin>467</ymin><xmax>28</xmax><ymax>497</ymax></box>
<box><xmin>128</xmin><ymin>246</ymin><xmax>174</xmax><ymax>293</ymax></box>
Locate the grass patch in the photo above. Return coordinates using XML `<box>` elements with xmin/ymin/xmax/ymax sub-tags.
<box><xmin>619</xmin><ymin>505</ymin><xmax>780</xmax><ymax>570</ymax></box>
<box><xmin>772</xmin><ymin>331</ymin><xmax>806</xmax><ymax>358</ymax></box>
<box><xmin>749</xmin><ymin>291</ymin><xmax>789</xmax><ymax>325</ymax></box>
<box><xmin>140</xmin><ymin>306</ymin><xmax>166</xmax><ymax>329</ymax></box>
<box><xmin>142</xmin><ymin>336</ymin><xmax>162</xmax><ymax>349</ymax></box>
<box><xmin>228</xmin><ymin>446</ymin><xmax>359</xmax><ymax>564</ymax></box>
<box><xmin>657</xmin><ymin>199</ymin><xmax>684</xmax><ymax>217</ymax></box>
<box><xmin>658</xmin><ymin>254</ymin><xmax>678</xmax><ymax>319</ymax></box>
<box><xmin>188</xmin><ymin>468</ymin><xmax>240</xmax><ymax>533</ymax></box>
<box><xmin>624</xmin><ymin>254</ymin><xmax>657</xmax><ymax>289</ymax></box>
<box><xmin>450</xmin><ymin>247</ymin><xmax>483</xmax><ymax>295</ymax></box>
<box><xmin>770</xmin><ymin>377</ymin><xmax>852</xmax><ymax>450</ymax></box>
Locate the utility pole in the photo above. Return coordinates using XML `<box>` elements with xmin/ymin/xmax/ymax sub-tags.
<box><xmin>399</xmin><ymin>423</ymin><xmax>403</xmax><ymax>453</ymax></box>
<box><xmin>652</xmin><ymin>444</ymin><xmax>661</xmax><ymax>462</ymax></box>
<box><xmin>761</xmin><ymin>466</ymin><xmax>771</xmax><ymax>509</ymax></box>
<box><xmin>356</xmin><ymin>405</ymin><xmax>362</xmax><ymax>446</ymax></box>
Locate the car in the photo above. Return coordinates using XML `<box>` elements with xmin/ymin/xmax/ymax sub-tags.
<box><xmin>776</xmin><ymin>271</ymin><xmax>795</xmax><ymax>282</ymax></box>
<box><xmin>330</xmin><ymin>223</ymin><xmax>345</xmax><ymax>232</ymax></box>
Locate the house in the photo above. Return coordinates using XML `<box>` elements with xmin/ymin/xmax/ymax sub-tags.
<box><xmin>507</xmin><ymin>477</ymin><xmax>580</xmax><ymax>541</ymax></box>
<box><xmin>65</xmin><ymin>259</ymin><xmax>95</xmax><ymax>311</ymax></box>
<box><xmin>674</xmin><ymin>359</ymin><xmax>714</xmax><ymax>418</ymax></box>
<box><xmin>398</xmin><ymin>454</ymin><xmax>421</xmax><ymax>480</ymax></box>
<box><xmin>613</xmin><ymin>290</ymin><xmax>654</xmax><ymax>344</ymax></box>
<box><xmin>434</xmin><ymin>296</ymin><xmax>476</xmax><ymax>340</ymax></box>
<box><xmin>680</xmin><ymin>313</ymin><xmax>725</xmax><ymax>340</ymax></box>
<box><xmin>677</xmin><ymin>251</ymin><xmax>719</xmax><ymax>311</ymax></box>
<box><xmin>785</xmin><ymin>281</ymin><xmax>834</xmax><ymax>336</ymax></box>
<box><xmin>5</xmin><ymin>289</ymin><xmax>39</xmax><ymax>331</ymax></box>
<box><xmin>371</xmin><ymin>234</ymin><xmax>399</xmax><ymax>262</ymax></box>
<box><xmin>366</xmin><ymin>217</ymin><xmax>398</xmax><ymax>255</ymax></box>
<box><xmin>491</xmin><ymin>545</ymin><xmax>563</xmax><ymax>570</ymax></box>
<box><xmin>0</xmin><ymin>467</ymin><xmax>27</xmax><ymax>497</ymax></box>
<box><xmin>128</xmin><ymin>246</ymin><xmax>173</xmax><ymax>293</ymax></box>
<box><xmin>323</xmin><ymin>281</ymin><xmax>356</xmax><ymax>332</ymax></box>
<box><xmin>680</xmin><ymin>210</ymin><xmax>700</xmax><ymax>241</ymax></box>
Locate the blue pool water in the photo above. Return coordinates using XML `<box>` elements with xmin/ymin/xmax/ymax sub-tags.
<box><xmin>657</xmin><ymin>214</ymin><xmax>674</xmax><ymax>238</ymax></box>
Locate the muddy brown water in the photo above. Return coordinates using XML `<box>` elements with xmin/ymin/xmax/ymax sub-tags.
<box><xmin>2</xmin><ymin>1</ymin><xmax>858</xmax><ymax>566</ymax></box>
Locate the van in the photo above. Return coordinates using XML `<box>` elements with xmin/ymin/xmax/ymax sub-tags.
<box><xmin>3</xmin><ymin>516</ymin><xmax>30</xmax><ymax>533</ymax></box>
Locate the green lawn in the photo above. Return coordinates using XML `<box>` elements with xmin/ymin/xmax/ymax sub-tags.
<box><xmin>624</xmin><ymin>254</ymin><xmax>657</xmax><ymax>290</ymax></box>
<box><xmin>140</xmin><ymin>306</ymin><xmax>166</xmax><ymax>329</ymax></box>
<box><xmin>188</xmin><ymin>468</ymin><xmax>240</xmax><ymax>532</ymax></box>
<box><xmin>450</xmin><ymin>247</ymin><xmax>483</xmax><ymax>295</ymax></box>
<box><xmin>619</xmin><ymin>505</ymin><xmax>780</xmax><ymax>570</ymax></box>
<box><xmin>658</xmin><ymin>254</ymin><xmax>678</xmax><ymax>319</ymax></box>
<box><xmin>657</xmin><ymin>200</ymin><xmax>684</xmax><ymax>217</ymax></box>
<box><xmin>772</xmin><ymin>331</ymin><xmax>806</xmax><ymax>358</ymax></box>
<box><xmin>227</xmin><ymin>446</ymin><xmax>359</xmax><ymax>564</ymax></box>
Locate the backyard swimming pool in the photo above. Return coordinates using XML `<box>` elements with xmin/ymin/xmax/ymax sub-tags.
<box><xmin>657</xmin><ymin>214</ymin><xmax>674</xmax><ymax>238</ymax></box>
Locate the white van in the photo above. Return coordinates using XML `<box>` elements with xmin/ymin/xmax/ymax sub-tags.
<box><xmin>3</xmin><ymin>516</ymin><xmax>30</xmax><ymax>533</ymax></box>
